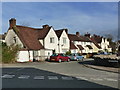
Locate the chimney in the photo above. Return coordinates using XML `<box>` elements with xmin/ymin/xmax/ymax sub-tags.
<box><xmin>64</xmin><ymin>29</ymin><xmax>68</xmax><ymax>34</ymax></box>
<box><xmin>9</xmin><ymin>18</ymin><xmax>16</xmax><ymax>29</ymax></box>
<box><xmin>42</xmin><ymin>24</ymin><xmax>49</xmax><ymax>28</ymax></box>
<box><xmin>76</xmin><ymin>32</ymin><xmax>80</xmax><ymax>37</ymax></box>
<box><xmin>85</xmin><ymin>32</ymin><xmax>90</xmax><ymax>38</ymax></box>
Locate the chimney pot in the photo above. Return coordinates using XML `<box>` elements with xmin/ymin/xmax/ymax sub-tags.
<box><xmin>9</xmin><ymin>18</ymin><xmax>16</xmax><ymax>29</ymax></box>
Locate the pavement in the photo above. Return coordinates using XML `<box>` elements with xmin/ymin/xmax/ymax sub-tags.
<box><xmin>80</xmin><ymin>58</ymin><xmax>119</xmax><ymax>73</ymax></box>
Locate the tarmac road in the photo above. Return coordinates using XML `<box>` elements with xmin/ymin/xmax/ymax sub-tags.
<box><xmin>1</xmin><ymin>61</ymin><xmax>119</xmax><ymax>89</ymax></box>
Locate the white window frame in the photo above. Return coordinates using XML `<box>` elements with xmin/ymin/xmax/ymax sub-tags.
<box><xmin>63</xmin><ymin>37</ymin><xmax>66</xmax><ymax>44</ymax></box>
<box><xmin>50</xmin><ymin>37</ymin><xmax>54</xmax><ymax>43</ymax></box>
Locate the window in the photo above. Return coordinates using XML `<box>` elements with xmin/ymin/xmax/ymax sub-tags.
<box><xmin>50</xmin><ymin>37</ymin><xmax>54</xmax><ymax>43</ymax></box>
<box><xmin>13</xmin><ymin>37</ymin><xmax>16</xmax><ymax>43</ymax></box>
<box><xmin>63</xmin><ymin>38</ymin><xmax>66</xmax><ymax>44</ymax></box>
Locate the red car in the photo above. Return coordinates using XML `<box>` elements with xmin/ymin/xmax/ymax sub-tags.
<box><xmin>50</xmin><ymin>54</ymin><xmax>70</xmax><ymax>63</ymax></box>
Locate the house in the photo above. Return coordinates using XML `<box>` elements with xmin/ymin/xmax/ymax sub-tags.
<box><xmin>5</xmin><ymin>18</ymin><xmax>65</xmax><ymax>62</ymax></box>
<box><xmin>55</xmin><ymin>29</ymin><xmax>70</xmax><ymax>53</ymax></box>
<box><xmin>68</xmin><ymin>32</ymin><xmax>93</xmax><ymax>55</ymax></box>
<box><xmin>84</xmin><ymin>33</ymin><xmax>102</xmax><ymax>54</ymax></box>
<box><xmin>90</xmin><ymin>34</ymin><xmax>112</xmax><ymax>52</ymax></box>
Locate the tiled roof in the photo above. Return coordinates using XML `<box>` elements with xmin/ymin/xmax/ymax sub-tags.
<box><xmin>90</xmin><ymin>37</ymin><xmax>101</xmax><ymax>49</ymax></box>
<box><xmin>86</xmin><ymin>45</ymin><xmax>93</xmax><ymax>49</ymax></box>
<box><xmin>55</xmin><ymin>29</ymin><xmax>64</xmax><ymax>38</ymax></box>
<box><xmin>68</xmin><ymin>34</ymin><xmax>83</xmax><ymax>41</ymax></box>
<box><xmin>91</xmin><ymin>35</ymin><xmax>102</xmax><ymax>43</ymax></box>
<box><xmin>77</xmin><ymin>45</ymin><xmax>84</xmax><ymax>50</ymax></box>
<box><xmin>70</xmin><ymin>41</ymin><xmax>78</xmax><ymax>49</ymax></box>
<box><xmin>12</xmin><ymin>25</ymin><xmax>49</xmax><ymax>50</ymax></box>
<box><xmin>68</xmin><ymin>34</ymin><xmax>91</xmax><ymax>42</ymax></box>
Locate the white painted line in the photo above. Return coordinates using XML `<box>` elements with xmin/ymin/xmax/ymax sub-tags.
<box><xmin>1</xmin><ymin>74</ymin><xmax>15</xmax><ymax>79</ymax></box>
<box><xmin>76</xmin><ymin>77</ymin><xmax>88</xmax><ymax>81</ymax></box>
<box><xmin>48</xmin><ymin>76</ymin><xmax>58</xmax><ymax>80</ymax></box>
<box><xmin>104</xmin><ymin>78</ymin><xmax>118</xmax><ymax>82</ymax></box>
<box><xmin>18</xmin><ymin>75</ymin><xmax>30</xmax><ymax>79</ymax></box>
<box><xmin>90</xmin><ymin>78</ymin><xmax>103</xmax><ymax>81</ymax></box>
<box><xmin>61</xmin><ymin>76</ymin><xmax>74</xmax><ymax>80</ymax></box>
<box><xmin>34</xmin><ymin>76</ymin><xmax>44</xmax><ymax>80</ymax></box>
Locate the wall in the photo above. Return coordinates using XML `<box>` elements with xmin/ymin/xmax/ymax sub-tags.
<box><xmin>39</xmin><ymin>39</ymin><xmax>44</xmax><ymax>46</ymax></box>
<box><xmin>59</xmin><ymin>30</ymin><xmax>70</xmax><ymax>53</ymax></box>
<box><xmin>91</xmin><ymin>43</ymin><xmax>99</xmax><ymax>53</ymax></box>
<box><xmin>71</xmin><ymin>49</ymin><xmax>78</xmax><ymax>53</ymax></box>
<box><xmin>44</xmin><ymin>27</ymin><xmax>59</xmax><ymax>53</ymax></box>
<box><xmin>74</xmin><ymin>41</ymin><xmax>93</xmax><ymax>53</ymax></box>
<box><xmin>17</xmin><ymin>50</ymin><xmax>29</xmax><ymax>62</ymax></box>
<box><xmin>5</xmin><ymin>29</ymin><xmax>23</xmax><ymax>47</ymax></box>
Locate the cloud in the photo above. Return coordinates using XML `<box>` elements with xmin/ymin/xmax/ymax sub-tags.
<box><xmin>2</xmin><ymin>2</ymin><xmax>118</xmax><ymax>40</ymax></box>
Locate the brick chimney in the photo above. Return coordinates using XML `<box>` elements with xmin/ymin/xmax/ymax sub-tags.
<box><xmin>42</xmin><ymin>24</ymin><xmax>49</xmax><ymax>28</ymax></box>
<box><xmin>85</xmin><ymin>32</ymin><xmax>91</xmax><ymax>38</ymax></box>
<box><xmin>76</xmin><ymin>32</ymin><xmax>80</xmax><ymax>37</ymax></box>
<box><xmin>9</xmin><ymin>18</ymin><xmax>16</xmax><ymax>29</ymax></box>
<box><xmin>64</xmin><ymin>29</ymin><xmax>68</xmax><ymax>34</ymax></box>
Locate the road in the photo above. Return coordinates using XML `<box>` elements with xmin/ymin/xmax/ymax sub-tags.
<box><xmin>1</xmin><ymin>61</ymin><xmax>119</xmax><ymax>89</ymax></box>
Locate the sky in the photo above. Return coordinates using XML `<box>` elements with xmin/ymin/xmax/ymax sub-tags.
<box><xmin>1</xmin><ymin>2</ymin><xmax>119</xmax><ymax>40</ymax></box>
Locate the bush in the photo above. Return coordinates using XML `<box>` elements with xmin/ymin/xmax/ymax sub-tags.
<box><xmin>2</xmin><ymin>42</ymin><xmax>20</xmax><ymax>63</ymax></box>
<box><xmin>65</xmin><ymin>51</ymin><xmax>71</xmax><ymax>55</ymax></box>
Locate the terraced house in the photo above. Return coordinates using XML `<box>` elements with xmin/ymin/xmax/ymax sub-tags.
<box><xmin>5</xmin><ymin>18</ymin><xmax>112</xmax><ymax>62</ymax></box>
<box><xmin>5</xmin><ymin>18</ymin><xmax>70</xmax><ymax>62</ymax></box>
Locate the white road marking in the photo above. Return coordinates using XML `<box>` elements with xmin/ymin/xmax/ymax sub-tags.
<box><xmin>90</xmin><ymin>78</ymin><xmax>103</xmax><ymax>81</ymax></box>
<box><xmin>1</xmin><ymin>74</ymin><xmax>15</xmax><ymax>79</ymax></box>
<box><xmin>18</xmin><ymin>75</ymin><xmax>30</xmax><ymax>79</ymax></box>
<box><xmin>34</xmin><ymin>76</ymin><xmax>44</xmax><ymax>80</ymax></box>
<box><xmin>104</xmin><ymin>78</ymin><xmax>118</xmax><ymax>82</ymax></box>
<box><xmin>61</xmin><ymin>76</ymin><xmax>74</xmax><ymax>80</ymax></box>
<box><xmin>76</xmin><ymin>77</ymin><xmax>88</xmax><ymax>80</ymax></box>
<box><xmin>48</xmin><ymin>76</ymin><xmax>58</xmax><ymax>80</ymax></box>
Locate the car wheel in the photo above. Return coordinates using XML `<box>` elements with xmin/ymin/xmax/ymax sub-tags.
<box><xmin>67</xmin><ymin>59</ymin><xmax>70</xmax><ymax>62</ymax></box>
<box><xmin>58</xmin><ymin>59</ymin><xmax>62</xmax><ymax>63</ymax></box>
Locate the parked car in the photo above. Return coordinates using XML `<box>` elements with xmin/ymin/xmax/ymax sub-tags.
<box><xmin>98</xmin><ymin>52</ymin><xmax>109</xmax><ymax>55</ymax></box>
<box><xmin>50</xmin><ymin>54</ymin><xmax>70</xmax><ymax>63</ymax></box>
<box><xmin>67</xmin><ymin>53</ymin><xmax>84</xmax><ymax>61</ymax></box>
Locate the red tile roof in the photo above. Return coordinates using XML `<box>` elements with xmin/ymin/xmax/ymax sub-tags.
<box><xmin>68</xmin><ymin>34</ymin><xmax>83</xmax><ymax>41</ymax></box>
<box><xmin>68</xmin><ymin>34</ymin><xmax>91</xmax><ymax>42</ymax></box>
<box><xmin>70</xmin><ymin>41</ymin><xmax>78</xmax><ymax>49</ymax></box>
<box><xmin>77</xmin><ymin>45</ymin><xmax>84</xmax><ymax>50</ymax></box>
<box><xmin>12</xmin><ymin>25</ymin><xmax>51</xmax><ymax>50</ymax></box>
<box><xmin>55</xmin><ymin>29</ymin><xmax>64</xmax><ymax>38</ymax></box>
<box><xmin>91</xmin><ymin>35</ymin><xmax>102</xmax><ymax>43</ymax></box>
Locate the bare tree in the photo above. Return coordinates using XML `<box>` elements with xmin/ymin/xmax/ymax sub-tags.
<box><xmin>19</xmin><ymin>21</ymin><xmax>31</xmax><ymax>27</ymax></box>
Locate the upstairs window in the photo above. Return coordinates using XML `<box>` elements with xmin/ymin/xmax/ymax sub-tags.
<box><xmin>50</xmin><ymin>37</ymin><xmax>54</xmax><ymax>43</ymax></box>
<box><xmin>63</xmin><ymin>38</ymin><xmax>66</xmax><ymax>44</ymax></box>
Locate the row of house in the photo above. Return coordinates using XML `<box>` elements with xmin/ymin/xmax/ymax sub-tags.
<box><xmin>5</xmin><ymin>18</ymin><xmax>112</xmax><ymax>62</ymax></box>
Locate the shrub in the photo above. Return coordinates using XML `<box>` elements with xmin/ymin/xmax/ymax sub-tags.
<box><xmin>2</xmin><ymin>42</ymin><xmax>20</xmax><ymax>63</ymax></box>
<box><xmin>65</xmin><ymin>51</ymin><xmax>71</xmax><ymax>55</ymax></box>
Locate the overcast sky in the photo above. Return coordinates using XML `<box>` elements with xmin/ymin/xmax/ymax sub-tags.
<box><xmin>1</xmin><ymin>2</ymin><xmax>118</xmax><ymax>40</ymax></box>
